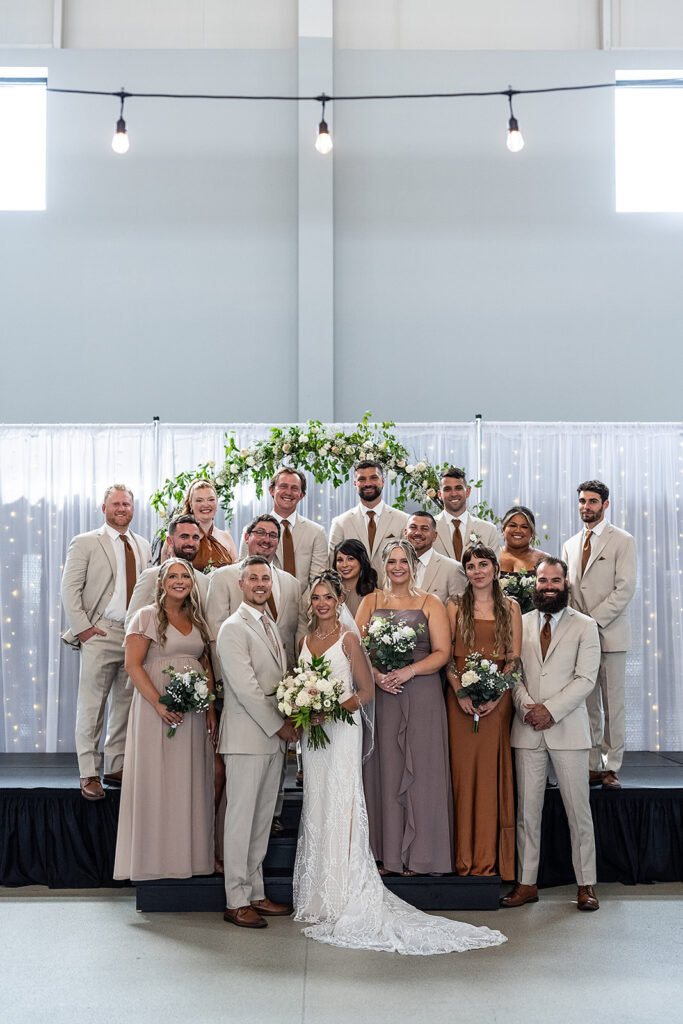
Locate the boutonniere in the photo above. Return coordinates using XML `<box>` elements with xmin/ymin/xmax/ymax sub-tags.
<box><xmin>469</xmin><ymin>532</ymin><xmax>481</xmax><ymax>545</ymax></box>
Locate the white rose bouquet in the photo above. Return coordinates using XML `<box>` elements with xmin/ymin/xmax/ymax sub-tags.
<box><xmin>362</xmin><ymin>612</ymin><xmax>424</xmax><ymax>671</ymax></box>
<box><xmin>498</xmin><ymin>570</ymin><xmax>536</xmax><ymax>614</ymax></box>
<box><xmin>274</xmin><ymin>653</ymin><xmax>356</xmax><ymax>750</ymax></box>
<box><xmin>456</xmin><ymin>652</ymin><xmax>520</xmax><ymax>733</ymax></box>
<box><xmin>160</xmin><ymin>666</ymin><xmax>215</xmax><ymax>738</ymax></box>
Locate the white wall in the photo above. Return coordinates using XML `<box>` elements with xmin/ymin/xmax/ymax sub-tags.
<box><xmin>1</xmin><ymin>43</ymin><xmax>683</xmax><ymax>423</ymax></box>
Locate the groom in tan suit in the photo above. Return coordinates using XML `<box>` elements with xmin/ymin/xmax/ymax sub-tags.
<box><xmin>502</xmin><ymin>557</ymin><xmax>601</xmax><ymax>912</ymax></box>
<box><xmin>61</xmin><ymin>485</ymin><xmax>151</xmax><ymax>800</ymax></box>
<box><xmin>405</xmin><ymin>511</ymin><xmax>465</xmax><ymax>603</ymax></box>
<box><xmin>328</xmin><ymin>460</ymin><xmax>409</xmax><ymax>581</ymax></box>
<box><xmin>562</xmin><ymin>480</ymin><xmax>636</xmax><ymax>790</ymax></box>
<box><xmin>217</xmin><ymin>556</ymin><xmax>299</xmax><ymax>928</ymax></box>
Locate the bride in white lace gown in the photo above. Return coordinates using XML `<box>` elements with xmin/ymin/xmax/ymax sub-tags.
<box><xmin>292</xmin><ymin>572</ymin><xmax>507</xmax><ymax>956</ymax></box>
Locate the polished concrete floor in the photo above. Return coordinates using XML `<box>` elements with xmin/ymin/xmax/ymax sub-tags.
<box><xmin>1</xmin><ymin>882</ymin><xmax>680</xmax><ymax>1024</ymax></box>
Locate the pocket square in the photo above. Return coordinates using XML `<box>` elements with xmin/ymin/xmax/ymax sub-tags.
<box><xmin>598</xmin><ymin>556</ymin><xmax>606</xmax><ymax>561</ymax></box>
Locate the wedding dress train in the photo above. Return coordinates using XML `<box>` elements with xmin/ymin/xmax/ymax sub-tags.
<box><xmin>292</xmin><ymin>636</ymin><xmax>507</xmax><ymax>955</ymax></box>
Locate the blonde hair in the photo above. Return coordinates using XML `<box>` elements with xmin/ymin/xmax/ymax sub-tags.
<box><xmin>182</xmin><ymin>478</ymin><xmax>217</xmax><ymax>516</ymax></box>
<box><xmin>154</xmin><ymin>558</ymin><xmax>211</xmax><ymax>648</ymax></box>
<box><xmin>380</xmin><ymin>539</ymin><xmax>419</xmax><ymax>597</ymax></box>
<box><xmin>103</xmin><ymin>484</ymin><xmax>133</xmax><ymax>504</ymax></box>
<box><xmin>307</xmin><ymin>571</ymin><xmax>343</xmax><ymax>632</ymax></box>
<box><xmin>458</xmin><ymin>544</ymin><xmax>511</xmax><ymax>654</ymax></box>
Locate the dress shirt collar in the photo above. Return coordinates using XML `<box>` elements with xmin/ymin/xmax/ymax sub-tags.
<box><xmin>538</xmin><ymin>607</ymin><xmax>566</xmax><ymax>633</ymax></box>
<box><xmin>359</xmin><ymin>500</ymin><xmax>385</xmax><ymax>519</ymax></box>
<box><xmin>272</xmin><ymin>510</ymin><xmax>298</xmax><ymax>529</ymax></box>
<box><xmin>418</xmin><ymin>547</ymin><xmax>435</xmax><ymax>568</ymax></box>
<box><xmin>242</xmin><ymin>602</ymin><xmax>266</xmax><ymax>623</ymax></box>
<box><xmin>103</xmin><ymin>522</ymin><xmax>131</xmax><ymax>542</ymax></box>
<box><xmin>583</xmin><ymin>518</ymin><xmax>607</xmax><ymax>539</ymax></box>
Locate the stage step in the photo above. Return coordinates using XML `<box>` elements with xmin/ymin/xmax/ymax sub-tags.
<box><xmin>135</xmin><ymin>870</ymin><xmax>502</xmax><ymax>913</ymax></box>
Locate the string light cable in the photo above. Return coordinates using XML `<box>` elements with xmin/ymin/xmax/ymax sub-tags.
<box><xmin>45</xmin><ymin>78</ymin><xmax>683</xmax><ymax>155</ymax></box>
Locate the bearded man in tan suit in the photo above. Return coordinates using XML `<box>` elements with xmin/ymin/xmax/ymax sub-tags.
<box><xmin>502</xmin><ymin>557</ymin><xmax>601</xmax><ymax>913</ymax></box>
<box><xmin>328</xmin><ymin>460</ymin><xmax>409</xmax><ymax>581</ymax></box>
<box><xmin>61</xmin><ymin>485</ymin><xmax>151</xmax><ymax>800</ymax></box>
<box><xmin>405</xmin><ymin>511</ymin><xmax>465</xmax><ymax>603</ymax></box>
<box><xmin>217</xmin><ymin>557</ymin><xmax>299</xmax><ymax>928</ymax></box>
<box><xmin>125</xmin><ymin>515</ymin><xmax>209</xmax><ymax>628</ymax></box>
<box><xmin>562</xmin><ymin>480</ymin><xmax>636</xmax><ymax>790</ymax></box>
<box><xmin>239</xmin><ymin>467</ymin><xmax>328</xmax><ymax>594</ymax></box>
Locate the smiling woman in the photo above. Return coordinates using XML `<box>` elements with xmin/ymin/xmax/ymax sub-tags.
<box><xmin>113</xmin><ymin>558</ymin><xmax>216</xmax><ymax>881</ymax></box>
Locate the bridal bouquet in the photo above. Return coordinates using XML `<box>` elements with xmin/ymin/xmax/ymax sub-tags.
<box><xmin>275</xmin><ymin>654</ymin><xmax>356</xmax><ymax>750</ymax></box>
<box><xmin>456</xmin><ymin>652</ymin><xmax>520</xmax><ymax>733</ymax></box>
<box><xmin>160</xmin><ymin>666</ymin><xmax>215</xmax><ymax>738</ymax></box>
<box><xmin>362</xmin><ymin>613</ymin><xmax>424</xmax><ymax>671</ymax></box>
<box><xmin>499</xmin><ymin>570</ymin><xmax>536</xmax><ymax>614</ymax></box>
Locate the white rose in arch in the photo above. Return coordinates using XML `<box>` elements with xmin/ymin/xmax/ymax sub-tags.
<box><xmin>416</xmin><ymin>461</ymin><xmax>426</xmax><ymax>472</ymax></box>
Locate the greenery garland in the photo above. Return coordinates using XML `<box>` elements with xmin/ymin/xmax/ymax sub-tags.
<box><xmin>149</xmin><ymin>412</ymin><xmax>495</xmax><ymax>536</ymax></box>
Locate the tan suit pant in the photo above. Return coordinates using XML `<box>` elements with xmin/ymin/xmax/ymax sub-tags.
<box><xmin>587</xmin><ymin>650</ymin><xmax>626</xmax><ymax>772</ymax></box>
<box><xmin>223</xmin><ymin>751</ymin><xmax>282</xmax><ymax>909</ymax></box>
<box><xmin>515</xmin><ymin>745</ymin><xmax>596</xmax><ymax>887</ymax></box>
<box><xmin>75</xmin><ymin>618</ymin><xmax>132</xmax><ymax>777</ymax></box>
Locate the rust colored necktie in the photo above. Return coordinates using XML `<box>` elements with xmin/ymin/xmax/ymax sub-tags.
<box><xmin>266</xmin><ymin>594</ymin><xmax>278</xmax><ymax>622</ymax></box>
<box><xmin>367</xmin><ymin>510</ymin><xmax>376</xmax><ymax>554</ymax></box>
<box><xmin>281</xmin><ymin>519</ymin><xmax>296</xmax><ymax>577</ymax></box>
<box><xmin>120</xmin><ymin>534</ymin><xmax>136</xmax><ymax>607</ymax></box>
<box><xmin>452</xmin><ymin>520</ymin><xmax>463</xmax><ymax>561</ymax></box>
<box><xmin>581</xmin><ymin>531</ymin><xmax>592</xmax><ymax>576</ymax></box>
<box><xmin>540</xmin><ymin>613</ymin><xmax>552</xmax><ymax>661</ymax></box>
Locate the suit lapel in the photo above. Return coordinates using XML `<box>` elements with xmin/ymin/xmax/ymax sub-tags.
<box><xmin>543</xmin><ymin>608</ymin><xmax>572</xmax><ymax>662</ymax></box>
<box><xmin>239</xmin><ymin>606</ymin><xmax>284</xmax><ymax>672</ymax></box>
<box><xmin>584</xmin><ymin>525</ymin><xmax>610</xmax><ymax>575</ymax></box>
<box><xmin>350</xmin><ymin>507</ymin><xmax>367</xmax><ymax>546</ymax></box>
<box><xmin>96</xmin><ymin>526</ymin><xmax>118</xmax><ymax>578</ymax></box>
<box><xmin>524</xmin><ymin>612</ymin><xmax>543</xmax><ymax>666</ymax></box>
<box><xmin>421</xmin><ymin>554</ymin><xmax>438</xmax><ymax>592</ymax></box>
<box><xmin>436</xmin><ymin>513</ymin><xmax>454</xmax><ymax>555</ymax></box>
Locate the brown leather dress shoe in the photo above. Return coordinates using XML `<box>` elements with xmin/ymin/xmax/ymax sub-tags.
<box><xmin>103</xmin><ymin>770</ymin><xmax>123</xmax><ymax>787</ymax></box>
<box><xmin>500</xmin><ymin>883</ymin><xmax>539</xmax><ymax>908</ymax></box>
<box><xmin>589</xmin><ymin>770</ymin><xmax>606</xmax><ymax>786</ymax></box>
<box><xmin>577</xmin><ymin>885</ymin><xmax>600</xmax><ymax>911</ymax></box>
<box><xmin>80</xmin><ymin>776</ymin><xmax>105</xmax><ymax>801</ymax></box>
<box><xmin>250</xmin><ymin>897</ymin><xmax>292</xmax><ymax>916</ymax></box>
<box><xmin>270</xmin><ymin>817</ymin><xmax>285</xmax><ymax>836</ymax></box>
<box><xmin>602</xmin><ymin>771</ymin><xmax>621</xmax><ymax>790</ymax></box>
<box><xmin>223</xmin><ymin>905</ymin><xmax>267</xmax><ymax>928</ymax></box>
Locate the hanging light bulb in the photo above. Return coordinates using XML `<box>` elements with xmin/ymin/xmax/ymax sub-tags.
<box><xmin>315</xmin><ymin>93</ymin><xmax>332</xmax><ymax>154</ymax></box>
<box><xmin>505</xmin><ymin>88</ymin><xmax>524</xmax><ymax>153</ymax></box>
<box><xmin>111</xmin><ymin>89</ymin><xmax>130</xmax><ymax>155</ymax></box>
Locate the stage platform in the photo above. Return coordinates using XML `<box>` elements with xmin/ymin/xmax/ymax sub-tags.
<box><xmin>1</xmin><ymin>752</ymin><xmax>681</xmax><ymax>912</ymax></box>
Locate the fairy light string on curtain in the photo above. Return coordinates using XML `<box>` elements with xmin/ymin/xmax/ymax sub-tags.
<box><xmin>45</xmin><ymin>77</ymin><xmax>683</xmax><ymax>156</ymax></box>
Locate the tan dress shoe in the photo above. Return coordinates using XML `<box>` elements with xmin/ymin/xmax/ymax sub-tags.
<box><xmin>103</xmin><ymin>770</ymin><xmax>123</xmax><ymax>787</ymax></box>
<box><xmin>589</xmin><ymin>770</ymin><xmax>606</xmax><ymax>785</ymax></box>
<box><xmin>80</xmin><ymin>776</ymin><xmax>105</xmax><ymax>801</ymax></box>
<box><xmin>577</xmin><ymin>885</ymin><xmax>600</xmax><ymax>911</ymax></box>
<box><xmin>500</xmin><ymin>883</ymin><xmax>539</xmax><ymax>908</ymax></box>
<box><xmin>602</xmin><ymin>771</ymin><xmax>621</xmax><ymax>790</ymax></box>
<box><xmin>223</xmin><ymin>905</ymin><xmax>267</xmax><ymax>928</ymax></box>
<box><xmin>250</xmin><ymin>897</ymin><xmax>292</xmax><ymax>916</ymax></box>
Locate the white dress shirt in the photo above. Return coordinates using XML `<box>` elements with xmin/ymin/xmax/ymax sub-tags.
<box><xmin>582</xmin><ymin>517</ymin><xmax>608</xmax><ymax>544</ymax></box>
<box><xmin>415</xmin><ymin>547</ymin><xmax>434</xmax><ymax>588</ymax></box>
<box><xmin>102</xmin><ymin>523</ymin><xmax>140</xmax><ymax>622</ymax></box>
<box><xmin>537</xmin><ymin>607</ymin><xmax>566</xmax><ymax>638</ymax></box>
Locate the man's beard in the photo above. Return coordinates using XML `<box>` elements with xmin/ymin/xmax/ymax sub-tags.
<box><xmin>533</xmin><ymin>586</ymin><xmax>569</xmax><ymax>614</ymax></box>
<box><xmin>359</xmin><ymin>485</ymin><xmax>382</xmax><ymax>502</ymax></box>
<box><xmin>175</xmin><ymin>547</ymin><xmax>198</xmax><ymax>563</ymax></box>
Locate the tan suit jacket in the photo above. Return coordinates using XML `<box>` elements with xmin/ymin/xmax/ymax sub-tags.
<box><xmin>561</xmin><ymin>523</ymin><xmax>636</xmax><ymax>652</ymax></box>
<box><xmin>512</xmin><ymin>607</ymin><xmax>601</xmax><ymax>750</ymax></box>
<box><xmin>433</xmin><ymin>511</ymin><xmax>500</xmax><ymax>561</ymax></box>
<box><xmin>61</xmin><ymin>525</ymin><xmax>152</xmax><ymax>644</ymax></box>
<box><xmin>419</xmin><ymin>550</ymin><xmax>466</xmax><ymax>604</ymax></box>
<box><xmin>328</xmin><ymin>504</ymin><xmax>410</xmax><ymax>580</ymax></box>
<box><xmin>216</xmin><ymin>606</ymin><xmax>286</xmax><ymax>756</ymax></box>
<box><xmin>124</xmin><ymin>564</ymin><xmax>209</xmax><ymax>632</ymax></box>
<box><xmin>206</xmin><ymin>560</ymin><xmax>303</xmax><ymax>671</ymax></box>
<box><xmin>239</xmin><ymin>513</ymin><xmax>328</xmax><ymax>592</ymax></box>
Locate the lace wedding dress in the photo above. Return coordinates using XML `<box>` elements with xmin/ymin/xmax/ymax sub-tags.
<box><xmin>292</xmin><ymin>635</ymin><xmax>507</xmax><ymax>955</ymax></box>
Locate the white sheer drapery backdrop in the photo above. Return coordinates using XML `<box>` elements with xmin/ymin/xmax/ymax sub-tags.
<box><xmin>0</xmin><ymin>421</ymin><xmax>680</xmax><ymax>753</ymax></box>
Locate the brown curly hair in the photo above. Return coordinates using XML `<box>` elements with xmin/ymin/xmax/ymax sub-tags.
<box><xmin>457</xmin><ymin>544</ymin><xmax>512</xmax><ymax>655</ymax></box>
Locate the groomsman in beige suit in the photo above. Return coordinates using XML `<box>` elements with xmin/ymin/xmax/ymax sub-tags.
<box><xmin>61</xmin><ymin>485</ymin><xmax>152</xmax><ymax>800</ymax></box>
<box><xmin>125</xmin><ymin>515</ymin><xmax>209</xmax><ymax>628</ymax></box>
<box><xmin>404</xmin><ymin>511</ymin><xmax>465</xmax><ymax>603</ymax></box>
<box><xmin>434</xmin><ymin>467</ymin><xmax>500</xmax><ymax>561</ymax></box>
<box><xmin>328</xmin><ymin>460</ymin><xmax>409</xmax><ymax>581</ymax></box>
<box><xmin>217</xmin><ymin>556</ymin><xmax>299</xmax><ymax>928</ymax></box>
<box><xmin>502</xmin><ymin>557</ymin><xmax>601</xmax><ymax>912</ymax></box>
<box><xmin>562</xmin><ymin>480</ymin><xmax>636</xmax><ymax>791</ymax></box>
<box><xmin>239</xmin><ymin>466</ymin><xmax>328</xmax><ymax>594</ymax></box>
<box><xmin>207</xmin><ymin>514</ymin><xmax>303</xmax><ymax>673</ymax></box>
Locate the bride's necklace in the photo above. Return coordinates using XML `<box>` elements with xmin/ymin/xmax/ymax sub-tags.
<box><xmin>315</xmin><ymin>622</ymin><xmax>340</xmax><ymax>641</ymax></box>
